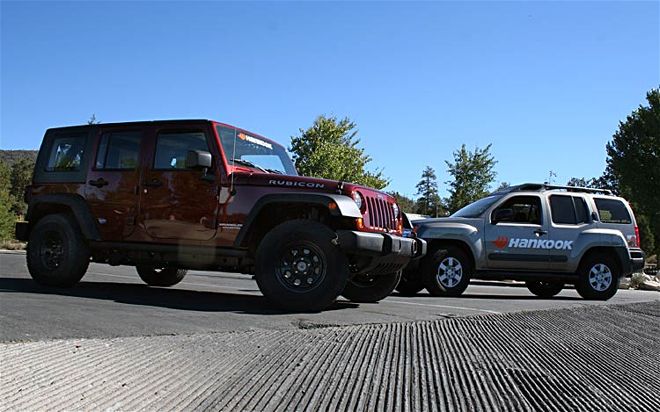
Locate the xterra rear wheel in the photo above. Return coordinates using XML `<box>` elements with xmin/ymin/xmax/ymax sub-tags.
<box><xmin>136</xmin><ymin>266</ymin><xmax>187</xmax><ymax>287</ymax></box>
<box><xmin>525</xmin><ymin>281</ymin><xmax>564</xmax><ymax>298</ymax></box>
<box><xmin>395</xmin><ymin>269</ymin><xmax>425</xmax><ymax>296</ymax></box>
<box><xmin>26</xmin><ymin>214</ymin><xmax>90</xmax><ymax>287</ymax></box>
<box><xmin>422</xmin><ymin>246</ymin><xmax>472</xmax><ymax>297</ymax></box>
<box><xmin>255</xmin><ymin>220</ymin><xmax>349</xmax><ymax>311</ymax></box>
<box><xmin>342</xmin><ymin>271</ymin><xmax>401</xmax><ymax>303</ymax></box>
<box><xmin>575</xmin><ymin>254</ymin><xmax>620</xmax><ymax>300</ymax></box>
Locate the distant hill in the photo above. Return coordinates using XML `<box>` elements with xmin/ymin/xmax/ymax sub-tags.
<box><xmin>0</xmin><ymin>150</ymin><xmax>38</xmax><ymax>165</ymax></box>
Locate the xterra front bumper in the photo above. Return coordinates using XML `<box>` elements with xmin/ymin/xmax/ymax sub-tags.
<box><xmin>337</xmin><ymin>230</ymin><xmax>427</xmax><ymax>275</ymax></box>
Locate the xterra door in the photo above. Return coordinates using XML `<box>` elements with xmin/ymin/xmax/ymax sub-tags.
<box><xmin>547</xmin><ymin>194</ymin><xmax>590</xmax><ymax>272</ymax></box>
<box><xmin>86</xmin><ymin>128</ymin><xmax>144</xmax><ymax>240</ymax></box>
<box><xmin>484</xmin><ymin>195</ymin><xmax>550</xmax><ymax>270</ymax></box>
<box><xmin>140</xmin><ymin>126</ymin><xmax>219</xmax><ymax>241</ymax></box>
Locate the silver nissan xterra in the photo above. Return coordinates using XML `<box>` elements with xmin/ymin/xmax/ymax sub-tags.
<box><xmin>398</xmin><ymin>183</ymin><xmax>646</xmax><ymax>300</ymax></box>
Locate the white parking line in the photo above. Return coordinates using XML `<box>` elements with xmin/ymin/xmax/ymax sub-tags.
<box><xmin>87</xmin><ymin>272</ymin><xmax>257</xmax><ymax>292</ymax></box>
<box><xmin>386</xmin><ymin>299</ymin><xmax>501</xmax><ymax>314</ymax></box>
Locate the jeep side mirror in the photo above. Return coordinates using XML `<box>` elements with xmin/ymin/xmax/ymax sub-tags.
<box><xmin>185</xmin><ymin>150</ymin><xmax>212</xmax><ymax>169</ymax></box>
<box><xmin>492</xmin><ymin>208</ymin><xmax>513</xmax><ymax>224</ymax></box>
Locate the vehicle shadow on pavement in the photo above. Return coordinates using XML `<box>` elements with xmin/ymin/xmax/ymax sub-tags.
<box><xmin>0</xmin><ymin>277</ymin><xmax>358</xmax><ymax>314</ymax></box>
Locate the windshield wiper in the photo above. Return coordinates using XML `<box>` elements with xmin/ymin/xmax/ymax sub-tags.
<box><xmin>230</xmin><ymin>158</ymin><xmax>267</xmax><ymax>173</ymax></box>
<box><xmin>265</xmin><ymin>168</ymin><xmax>283</xmax><ymax>175</ymax></box>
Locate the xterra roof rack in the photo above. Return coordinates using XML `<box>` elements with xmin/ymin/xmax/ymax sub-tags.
<box><xmin>496</xmin><ymin>183</ymin><xmax>613</xmax><ymax>196</ymax></box>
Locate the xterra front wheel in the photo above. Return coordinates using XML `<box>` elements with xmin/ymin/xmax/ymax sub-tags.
<box><xmin>26</xmin><ymin>214</ymin><xmax>90</xmax><ymax>287</ymax></box>
<box><xmin>575</xmin><ymin>254</ymin><xmax>620</xmax><ymax>300</ymax></box>
<box><xmin>422</xmin><ymin>246</ymin><xmax>472</xmax><ymax>297</ymax></box>
<box><xmin>342</xmin><ymin>271</ymin><xmax>401</xmax><ymax>303</ymax></box>
<box><xmin>255</xmin><ymin>220</ymin><xmax>349</xmax><ymax>311</ymax></box>
<box><xmin>526</xmin><ymin>281</ymin><xmax>564</xmax><ymax>298</ymax></box>
<box><xmin>136</xmin><ymin>266</ymin><xmax>187</xmax><ymax>287</ymax></box>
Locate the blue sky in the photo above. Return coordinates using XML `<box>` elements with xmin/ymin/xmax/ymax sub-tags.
<box><xmin>2</xmin><ymin>1</ymin><xmax>659</xmax><ymax>198</ymax></box>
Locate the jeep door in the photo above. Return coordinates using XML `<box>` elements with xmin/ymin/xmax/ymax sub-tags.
<box><xmin>140</xmin><ymin>125</ymin><xmax>220</xmax><ymax>241</ymax></box>
<box><xmin>483</xmin><ymin>195</ymin><xmax>550</xmax><ymax>270</ymax></box>
<box><xmin>547</xmin><ymin>194</ymin><xmax>590</xmax><ymax>272</ymax></box>
<box><xmin>85</xmin><ymin>128</ymin><xmax>144</xmax><ymax>240</ymax></box>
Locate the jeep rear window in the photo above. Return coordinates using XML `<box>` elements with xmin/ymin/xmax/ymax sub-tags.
<box><xmin>46</xmin><ymin>135</ymin><xmax>86</xmax><ymax>171</ymax></box>
<box><xmin>96</xmin><ymin>132</ymin><xmax>141</xmax><ymax>170</ymax></box>
<box><xmin>595</xmin><ymin>198</ymin><xmax>631</xmax><ymax>224</ymax></box>
<box><xmin>217</xmin><ymin>126</ymin><xmax>297</xmax><ymax>176</ymax></box>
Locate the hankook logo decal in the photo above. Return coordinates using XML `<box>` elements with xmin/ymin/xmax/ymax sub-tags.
<box><xmin>492</xmin><ymin>236</ymin><xmax>574</xmax><ymax>250</ymax></box>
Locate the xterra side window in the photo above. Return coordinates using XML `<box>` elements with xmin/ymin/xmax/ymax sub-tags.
<box><xmin>550</xmin><ymin>195</ymin><xmax>576</xmax><ymax>224</ymax></box>
<box><xmin>574</xmin><ymin>197</ymin><xmax>589</xmax><ymax>224</ymax></box>
<box><xmin>492</xmin><ymin>196</ymin><xmax>542</xmax><ymax>225</ymax></box>
<box><xmin>95</xmin><ymin>132</ymin><xmax>141</xmax><ymax>170</ymax></box>
<box><xmin>595</xmin><ymin>198</ymin><xmax>632</xmax><ymax>224</ymax></box>
<box><xmin>46</xmin><ymin>135</ymin><xmax>86</xmax><ymax>171</ymax></box>
<box><xmin>154</xmin><ymin>131</ymin><xmax>209</xmax><ymax>170</ymax></box>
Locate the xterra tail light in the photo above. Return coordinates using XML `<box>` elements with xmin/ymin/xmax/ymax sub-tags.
<box><xmin>633</xmin><ymin>226</ymin><xmax>640</xmax><ymax>248</ymax></box>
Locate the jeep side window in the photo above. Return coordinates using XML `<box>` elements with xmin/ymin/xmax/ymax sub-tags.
<box><xmin>550</xmin><ymin>195</ymin><xmax>576</xmax><ymax>224</ymax></box>
<box><xmin>46</xmin><ymin>135</ymin><xmax>86</xmax><ymax>171</ymax></box>
<box><xmin>95</xmin><ymin>132</ymin><xmax>141</xmax><ymax>170</ymax></box>
<box><xmin>154</xmin><ymin>132</ymin><xmax>209</xmax><ymax>170</ymax></box>
<box><xmin>595</xmin><ymin>198</ymin><xmax>631</xmax><ymax>224</ymax></box>
<box><xmin>492</xmin><ymin>196</ymin><xmax>542</xmax><ymax>225</ymax></box>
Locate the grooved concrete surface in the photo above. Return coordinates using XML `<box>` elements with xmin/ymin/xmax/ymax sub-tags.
<box><xmin>2</xmin><ymin>301</ymin><xmax>659</xmax><ymax>411</ymax></box>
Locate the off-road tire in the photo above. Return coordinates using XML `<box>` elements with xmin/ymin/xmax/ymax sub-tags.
<box><xmin>422</xmin><ymin>246</ymin><xmax>472</xmax><ymax>297</ymax></box>
<box><xmin>526</xmin><ymin>281</ymin><xmax>564</xmax><ymax>298</ymax></box>
<box><xmin>26</xmin><ymin>213</ymin><xmax>90</xmax><ymax>287</ymax></box>
<box><xmin>136</xmin><ymin>266</ymin><xmax>187</xmax><ymax>287</ymax></box>
<box><xmin>342</xmin><ymin>271</ymin><xmax>402</xmax><ymax>303</ymax></box>
<box><xmin>395</xmin><ymin>270</ymin><xmax>425</xmax><ymax>296</ymax></box>
<box><xmin>575</xmin><ymin>253</ymin><xmax>620</xmax><ymax>300</ymax></box>
<box><xmin>255</xmin><ymin>219</ymin><xmax>349</xmax><ymax>311</ymax></box>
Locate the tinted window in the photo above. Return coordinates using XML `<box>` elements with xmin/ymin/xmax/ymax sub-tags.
<box><xmin>452</xmin><ymin>195</ymin><xmax>502</xmax><ymax>218</ymax></box>
<box><xmin>154</xmin><ymin>132</ymin><xmax>209</xmax><ymax>169</ymax></box>
<box><xmin>492</xmin><ymin>196</ymin><xmax>542</xmax><ymax>225</ymax></box>
<box><xmin>46</xmin><ymin>135</ymin><xmax>86</xmax><ymax>171</ymax></box>
<box><xmin>595</xmin><ymin>198</ymin><xmax>631</xmax><ymax>224</ymax></box>
<box><xmin>574</xmin><ymin>197</ymin><xmax>589</xmax><ymax>224</ymax></box>
<box><xmin>550</xmin><ymin>195</ymin><xmax>576</xmax><ymax>224</ymax></box>
<box><xmin>96</xmin><ymin>132</ymin><xmax>141</xmax><ymax>169</ymax></box>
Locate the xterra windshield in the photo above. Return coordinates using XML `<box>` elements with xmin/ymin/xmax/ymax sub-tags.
<box><xmin>217</xmin><ymin>126</ymin><xmax>298</xmax><ymax>176</ymax></box>
<box><xmin>452</xmin><ymin>195</ymin><xmax>503</xmax><ymax>218</ymax></box>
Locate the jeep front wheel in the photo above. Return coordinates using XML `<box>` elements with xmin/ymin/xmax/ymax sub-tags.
<box><xmin>575</xmin><ymin>254</ymin><xmax>620</xmax><ymax>300</ymax></box>
<box><xmin>526</xmin><ymin>281</ymin><xmax>564</xmax><ymax>298</ymax></box>
<box><xmin>342</xmin><ymin>271</ymin><xmax>401</xmax><ymax>303</ymax></box>
<box><xmin>395</xmin><ymin>270</ymin><xmax>425</xmax><ymax>296</ymax></box>
<box><xmin>136</xmin><ymin>265</ymin><xmax>187</xmax><ymax>287</ymax></box>
<box><xmin>422</xmin><ymin>246</ymin><xmax>472</xmax><ymax>297</ymax></box>
<box><xmin>255</xmin><ymin>220</ymin><xmax>349</xmax><ymax>311</ymax></box>
<box><xmin>26</xmin><ymin>214</ymin><xmax>90</xmax><ymax>287</ymax></box>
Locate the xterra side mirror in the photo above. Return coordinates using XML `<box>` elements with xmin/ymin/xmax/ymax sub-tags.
<box><xmin>185</xmin><ymin>150</ymin><xmax>212</xmax><ymax>169</ymax></box>
<box><xmin>492</xmin><ymin>208</ymin><xmax>513</xmax><ymax>224</ymax></box>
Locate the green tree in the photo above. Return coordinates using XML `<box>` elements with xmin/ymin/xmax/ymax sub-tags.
<box><xmin>9</xmin><ymin>158</ymin><xmax>34</xmax><ymax>215</ymax></box>
<box><xmin>388</xmin><ymin>191</ymin><xmax>415</xmax><ymax>214</ymax></box>
<box><xmin>606</xmin><ymin>88</ymin><xmax>660</xmax><ymax>255</ymax></box>
<box><xmin>415</xmin><ymin>166</ymin><xmax>443</xmax><ymax>216</ymax></box>
<box><xmin>0</xmin><ymin>163</ymin><xmax>15</xmax><ymax>240</ymax></box>
<box><xmin>88</xmin><ymin>113</ymin><xmax>100</xmax><ymax>124</ymax></box>
<box><xmin>445</xmin><ymin>144</ymin><xmax>497</xmax><ymax>213</ymax></box>
<box><xmin>496</xmin><ymin>181</ymin><xmax>511</xmax><ymax>191</ymax></box>
<box><xmin>290</xmin><ymin>115</ymin><xmax>388</xmax><ymax>189</ymax></box>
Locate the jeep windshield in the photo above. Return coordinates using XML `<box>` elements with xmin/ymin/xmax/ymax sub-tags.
<box><xmin>217</xmin><ymin>125</ymin><xmax>298</xmax><ymax>175</ymax></box>
<box><xmin>452</xmin><ymin>195</ymin><xmax>503</xmax><ymax>218</ymax></box>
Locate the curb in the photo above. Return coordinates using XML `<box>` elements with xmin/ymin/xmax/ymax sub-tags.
<box><xmin>0</xmin><ymin>249</ymin><xmax>26</xmax><ymax>255</ymax></box>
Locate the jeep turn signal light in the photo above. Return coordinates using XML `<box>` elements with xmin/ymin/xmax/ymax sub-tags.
<box><xmin>328</xmin><ymin>201</ymin><xmax>337</xmax><ymax>211</ymax></box>
<box><xmin>356</xmin><ymin>218</ymin><xmax>364</xmax><ymax>230</ymax></box>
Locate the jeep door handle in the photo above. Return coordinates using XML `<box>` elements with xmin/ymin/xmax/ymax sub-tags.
<box><xmin>534</xmin><ymin>229</ymin><xmax>548</xmax><ymax>236</ymax></box>
<box><xmin>88</xmin><ymin>178</ymin><xmax>109</xmax><ymax>188</ymax></box>
<box><xmin>143</xmin><ymin>178</ymin><xmax>163</xmax><ymax>188</ymax></box>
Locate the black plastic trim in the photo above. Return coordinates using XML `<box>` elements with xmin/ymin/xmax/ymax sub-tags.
<box><xmin>25</xmin><ymin>194</ymin><xmax>102</xmax><ymax>241</ymax></box>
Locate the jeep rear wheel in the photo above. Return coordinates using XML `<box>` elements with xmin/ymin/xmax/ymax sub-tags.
<box><xmin>575</xmin><ymin>254</ymin><xmax>620</xmax><ymax>300</ymax></box>
<box><xmin>395</xmin><ymin>270</ymin><xmax>425</xmax><ymax>296</ymax></box>
<box><xmin>136</xmin><ymin>265</ymin><xmax>187</xmax><ymax>287</ymax></box>
<box><xmin>342</xmin><ymin>271</ymin><xmax>401</xmax><ymax>303</ymax></box>
<box><xmin>255</xmin><ymin>220</ymin><xmax>349</xmax><ymax>311</ymax></box>
<box><xmin>526</xmin><ymin>281</ymin><xmax>564</xmax><ymax>298</ymax></box>
<box><xmin>422</xmin><ymin>246</ymin><xmax>472</xmax><ymax>297</ymax></box>
<box><xmin>26</xmin><ymin>214</ymin><xmax>90</xmax><ymax>287</ymax></box>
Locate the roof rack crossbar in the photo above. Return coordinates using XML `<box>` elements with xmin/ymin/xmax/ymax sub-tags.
<box><xmin>508</xmin><ymin>183</ymin><xmax>613</xmax><ymax>195</ymax></box>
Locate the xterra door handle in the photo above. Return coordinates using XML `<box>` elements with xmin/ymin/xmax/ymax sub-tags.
<box><xmin>143</xmin><ymin>179</ymin><xmax>163</xmax><ymax>188</ymax></box>
<box><xmin>88</xmin><ymin>178</ymin><xmax>109</xmax><ymax>188</ymax></box>
<box><xmin>534</xmin><ymin>229</ymin><xmax>548</xmax><ymax>236</ymax></box>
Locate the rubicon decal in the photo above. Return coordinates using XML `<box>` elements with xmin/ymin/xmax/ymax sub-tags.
<box><xmin>492</xmin><ymin>236</ymin><xmax>573</xmax><ymax>250</ymax></box>
<box><xmin>269</xmin><ymin>180</ymin><xmax>325</xmax><ymax>189</ymax></box>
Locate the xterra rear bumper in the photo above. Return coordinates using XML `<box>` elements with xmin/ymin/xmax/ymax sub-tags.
<box><xmin>336</xmin><ymin>230</ymin><xmax>427</xmax><ymax>275</ymax></box>
<box><xmin>617</xmin><ymin>247</ymin><xmax>646</xmax><ymax>277</ymax></box>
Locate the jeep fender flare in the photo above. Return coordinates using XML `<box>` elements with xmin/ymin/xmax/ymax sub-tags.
<box><xmin>234</xmin><ymin>192</ymin><xmax>362</xmax><ymax>248</ymax></box>
<box><xmin>24</xmin><ymin>194</ymin><xmax>101</xmax><ymax>241</ymax></box>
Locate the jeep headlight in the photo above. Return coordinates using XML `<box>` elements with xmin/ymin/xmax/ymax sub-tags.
<box><xmin>392</xmin><ymin>203</ymin><xmax>400</xmax><ymax>218</ymax></box>
<box><xmin>351</xmin><ymin>191</ymin><xmax>363</xmax><ymax>210</ymax></box>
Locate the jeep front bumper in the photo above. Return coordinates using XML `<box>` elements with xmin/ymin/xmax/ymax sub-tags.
<box><xmin>336</xmin><ymin>230</ymin><xmax>427</xmax><ymax>259</ymax></box>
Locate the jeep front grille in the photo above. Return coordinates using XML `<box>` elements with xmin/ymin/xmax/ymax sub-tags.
<box><xmin>364</xmin><ymin>196</ymin><xmax>397</xmax><ymax>231</ymax></box>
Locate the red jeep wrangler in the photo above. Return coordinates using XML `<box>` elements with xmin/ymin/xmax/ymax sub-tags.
<box><xmin>16</xmin><ymin>120</ymin><xmax>425</xmax><ymax>311</ymax></box>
